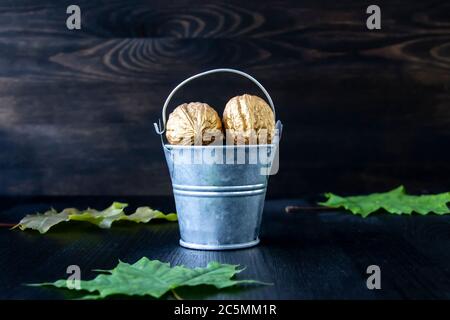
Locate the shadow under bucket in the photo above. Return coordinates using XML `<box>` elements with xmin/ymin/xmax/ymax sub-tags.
<box><xmin>154</xmin><ymin>68</ymin><xmax>282</xmax><ymax>250</ymax></box>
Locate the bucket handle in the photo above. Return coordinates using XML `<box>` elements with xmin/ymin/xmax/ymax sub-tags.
<box><xmin>154</xmin><ymin>68</ymin><xmax>276</xmax><ymax>135</ymax></box>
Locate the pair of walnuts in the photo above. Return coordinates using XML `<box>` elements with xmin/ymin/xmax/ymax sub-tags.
<box><xmin>166</xmin><ymin>94</ymin><xmax>275</xmax><ymax>145</ymax></box>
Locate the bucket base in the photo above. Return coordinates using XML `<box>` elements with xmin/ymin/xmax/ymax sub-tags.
<box><xmin>179</xmin><ymin>238</ymin><xmax>260</xmax><ymax>251</ymax></box>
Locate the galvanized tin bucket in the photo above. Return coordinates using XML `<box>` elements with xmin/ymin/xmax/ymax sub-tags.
<box><xmin>154</xmin><ymin>68</ymin><xmax>282</xmax><ymax>250</ymax></box>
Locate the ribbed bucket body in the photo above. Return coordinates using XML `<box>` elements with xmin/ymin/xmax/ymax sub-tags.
<box><xmin>164</xmin><ymin>144</ymin><xmax>276</xmax><ymax>250</ymax></box>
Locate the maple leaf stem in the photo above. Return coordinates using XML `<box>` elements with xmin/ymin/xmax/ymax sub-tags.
<box><xmin>171</xmin><ymin>289</ymin><xmax>183</xmax><ymax>300</ymax></box>
<box><xmin>285</xmin><ymin>206</ymin><xmax>334</xmax><ymax>213</ymax></box>
<box><xmin>0</xmin><ymin>222</ymin><xmax>16</xmax><ymax>228</ymax></box>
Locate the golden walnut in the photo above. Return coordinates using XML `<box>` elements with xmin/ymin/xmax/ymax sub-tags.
<box><xmin>223</xmin><ymin>94</ymin><xmax>275</xmax><ymax>144</ymax></box>
<box><xmin>166</xmin><ymin>102</ymin><xmax>223</xmax><ymax>145</ymax></box>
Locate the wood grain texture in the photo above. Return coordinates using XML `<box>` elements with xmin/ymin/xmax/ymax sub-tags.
<box><xmin>0</xmin><ymin>1</ymin><xmax>449</xmax><ymax>197</ymax></box>
<box><xmin>0</xmin><ymin>196</ymin><xmax>449</xmax><ymax>299</ymax></box>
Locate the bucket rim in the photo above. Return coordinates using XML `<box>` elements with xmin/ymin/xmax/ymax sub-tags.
<box><xmin>164</xmin><ymin>143</ymin><xmax>277</xmax><ymax>150</ymax></box>
<box><xmin>179</xmin><ymin>238</ymin><xmax>260</xmax><ymax>250</ymax></box>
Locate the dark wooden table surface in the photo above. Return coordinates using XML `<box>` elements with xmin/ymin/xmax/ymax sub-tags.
<box><xmin>1</xmin><ymin>196</ymin><xmax>449</xmax><ymax>300</ymax></box>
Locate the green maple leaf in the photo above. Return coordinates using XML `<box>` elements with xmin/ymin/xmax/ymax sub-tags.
<box><xmin>13</xmin><ymin>202</ymin><xmax>177</xmax><ymax>233</ymax></box>
<box><xmin>319</xmin><ymin>186</ymin><xmax>450</xmax><ymax>218</ymax></box>
<box><xmin>32</xmin><ymin>257</ymin><xmax>268</xmax><ymax>299</ymax></box>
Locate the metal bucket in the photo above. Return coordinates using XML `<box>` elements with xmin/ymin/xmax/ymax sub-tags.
<box><xmin>154</xmin><ymin>69</ymin><xmax>282</xmax><ymax>250</ymax></box>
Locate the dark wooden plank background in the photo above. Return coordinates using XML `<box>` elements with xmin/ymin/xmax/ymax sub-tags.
<box><xmin>0</xmin><ymin>0</ymin><xmax>449</xmax><ymax>197</ymax></box>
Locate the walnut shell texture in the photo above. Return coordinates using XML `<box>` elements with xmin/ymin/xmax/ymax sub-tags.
<box><xmin>166</xmin><ymin>102</ymin><xmax>223</xmax><ymax>145</ymax></box>
<box><xmin>223</xmin><ymin>94</ymin><xmax>275</xmax><ymax>144</ymax></box>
